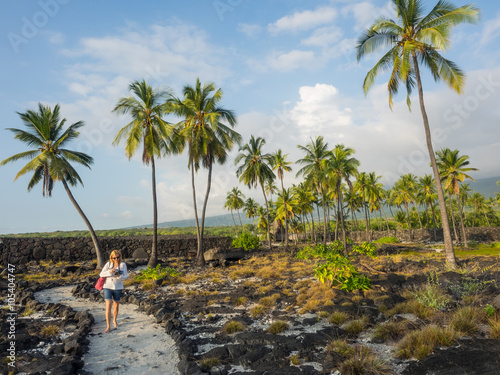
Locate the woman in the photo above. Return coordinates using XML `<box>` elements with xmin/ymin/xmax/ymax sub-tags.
<box><xmin>99</xmin><ymin>250</ymin><xmax>128</xmax><ymax>333</ymax></box>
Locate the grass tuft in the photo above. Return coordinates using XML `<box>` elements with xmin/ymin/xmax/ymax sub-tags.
<box><xmin>267</xmin><ymin>320</ymin><xmax>289</xmax><ymax>334</ymax></box>
<box><xmin>223</xmin><ymin>320</ymin><xmax>245</xmax><ymax>334</ymax></box>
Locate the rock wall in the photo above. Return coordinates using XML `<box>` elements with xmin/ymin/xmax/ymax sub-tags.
<box><xmin>347</xmin><ymin>227</ymin><xmax>500</xmax><ymax>242</ymax></box>
<box><xmin>0</xmin><ymin>235</ymin><xmax>232</xmax><ymax>265</ymax></box>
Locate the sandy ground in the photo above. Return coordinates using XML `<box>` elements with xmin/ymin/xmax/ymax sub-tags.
<box><xmin>34</xmin><ymin>286</ymin><xmax>180</xmax><ymax>375</ymax></box>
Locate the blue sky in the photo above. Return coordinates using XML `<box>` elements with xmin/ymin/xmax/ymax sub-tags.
<box><xmin>1</xmin><ymin>0</ymin><xmax>499</xmax><ymax>234</ymax></box>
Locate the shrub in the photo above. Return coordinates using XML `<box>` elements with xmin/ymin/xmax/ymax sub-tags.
<box><xmin>40</xmin><ymin>324</ymin><xmax>60</xmax><ymax>337</ymax></box>
<box><xmin>373</xmin><ymin>236</ymin><xmax>400</xmax><ymax>244</ymax></box>
<box><xmin>339</xmin><ymin>346</ymin><xmax>391</xmax><ymax>375</ymax></box>
<box><xmin>268</xmin><ymin>320</ymin><xmax>289</xmax><ymax>334</ymax></box>
<box><xmin>232</xmin><ymin>232</ymin><xmax>260</xmax><ymax>251</ymax></box>
<box><xmin>343</xmin><ymin>319</ymin><xmax>366</xmax><ymax>335</ymax></box>
<box><xmin>413</xmin><ymin>273</ymin><xmax>450</xmax><ymax>310</ymax></box>
<box><xmin>233</xmin><ymin>296</ymin><xmax>248</xmax><ymax>306</ymax></box>
<box><xmin>290</xmin><ymin>354</ymin><xmax>300</xmax><ymax>365</ymax></box>
<box><xmin>329</xmin><ymin>311</ymin><xmax>349</xmax><ymax>325</ymax></box>
<box><xmin>199</xmin><ymin>357</ymin><xmax>221</xmax><ymax>371</ymax></box>
<box><xmin>134</xmin><ymin>264</ymin><xmax>180</xmax><ymax>281</ymax></box>
<box><xmin>450</xmin><ymin>306</ymin><xmax>486</xmax><ymax>335</ymax></box>
<box><xmin>223</xmin><ymin>320</ymin><xmax>245</xmax><ymax>334</ymax></box>
<box><xmin>397</xmin><ymin>325</ymin><xmax>456</xmax><ymax>360</ymax></box>
<box><xmin>250</xmin><ymin>305</ymin><xmax>267</xmax><ymax>318</ymax></box>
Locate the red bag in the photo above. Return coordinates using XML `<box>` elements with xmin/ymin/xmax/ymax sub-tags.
<box><xmin>95</xmin><ymin>277</ymin><xmax>106</xmax><ymax>291</ymax></box>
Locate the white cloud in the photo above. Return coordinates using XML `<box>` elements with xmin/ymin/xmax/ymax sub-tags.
<box><xmin>268</xmin><ymin>7</ymin><xmax>337</xmax><ymax>35</ymax></box>
<box><xmin>120</xmin><ymin>211</ymin><xmax>133</xmax><ymax>219</ymax></box>
<box><xmin>480</xmin><ymin>13</ymin><xmax>500</xmax><ymax>46</ymax></box>
<box><xmin>301</xmin><ymin>25</ymin><xmax>343</xmax><ymax>47</ymax></box>
<box><xmin>267</xmin><ymin>50</ymin><xmax>316</xmax><ymax>71</ymax></box>
<box><xmin>237</xmin><ymin>23</ymin><xmax>262</xmax><ymax>37</ymax></box>
<box><xmin>341</xmin><ymin>1</ymin><xmax>394</xmax><ymax>31</ymax></box>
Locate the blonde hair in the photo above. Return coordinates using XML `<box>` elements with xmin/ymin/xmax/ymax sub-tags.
<box><xmin>109</xmin><ymin>250</ymin><xmax>122</xmax><ymax>267</ymax></box>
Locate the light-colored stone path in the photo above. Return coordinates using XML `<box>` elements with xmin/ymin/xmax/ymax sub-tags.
<box><xmin>35</xmin><ymin>286</ymin><xmax>180</xmax><ymax>375</ymax></box>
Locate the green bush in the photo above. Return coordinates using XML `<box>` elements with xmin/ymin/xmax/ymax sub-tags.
<box><xmin>134</xmin><ymin>264</ymin><xmax>180</xmax><ymax>281</ymax></box>
<box><xmin>373</xmin><ymin>236</ymin><xmax>400</xmax><ymax>244</ymax></box>
<box><xmin>232</xmin><ymin>232</ymin><xmax>260</xmax><ymax>251</ymax></box>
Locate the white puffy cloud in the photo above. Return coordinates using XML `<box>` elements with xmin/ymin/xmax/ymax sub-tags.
<box><xmin>268</xmin><ymin>7</ymin><xmax>337</xmax><ymax>35</ymax></box>
<box><xmin>266</xmin><ymin>50</ymin><xmax>316</xmax><ymax>71</ymax></box>
<box><xmin>301</xmin><ymin>25</ymin><xmax>343</xmax><ymax>47</ymax></box>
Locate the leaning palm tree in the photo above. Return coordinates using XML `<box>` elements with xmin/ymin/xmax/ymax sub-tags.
<box><xmin>356</xmin><ymin>0</ymin><xmax>479</xmax><ymax>269</ymax></box>
<box><xmin>113</xmin><ymin>79</ymin><xmax>179</xmax><ymax>268</ymax></box>
<box><xmin>169</xmin><ymin>78</ymin><xmax>241</xmax><ymax>266</ymax></box>
<box><xmin>436</xmin><ymin>148</ymin><xmax>477</xmax><ymax>248</ymax></box>
<box><xmin>0</xmin><ymin>104</ymin><xmax>105</xmax><ymax>268</ymax></box>
<box><xmin>235</xmin><ymin>135</ymin><xmax>275</xmax><ymax>250</ymax></box>
<box><xmin>271</xmin><ymin>149</ymin><xmax>292</xmax><ymax>249</ymax></box>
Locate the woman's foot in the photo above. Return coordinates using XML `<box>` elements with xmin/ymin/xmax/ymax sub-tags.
<box><xmin>104</xmin><ymin>327</ymin><xmax>110</xmax><ymax>333</ymax></box>
<box><xmin>113</xmin><ymin>320</ymin><xmax>119</xmax><ymax>328</ymax></box>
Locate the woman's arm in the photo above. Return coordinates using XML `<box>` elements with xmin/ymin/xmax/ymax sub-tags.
<box><xmin>99</xmin><ymin>262</ymin><xmax>114</xmax><ymax>277</ymax></box>
<box><xmin>118</xmin><ymin>263</ymin><xmax>128</xmax><ymax>280</ymax></box>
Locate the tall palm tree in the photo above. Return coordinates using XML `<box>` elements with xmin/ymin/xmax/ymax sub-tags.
<box><xmin>418</xmin><ymin>174</ymin><xmax>438</xmax><ymax>238</ymax></box>
<box><xmin>169</xmin><ymin>78</ymin><xmax>241</xmax><ymax>266</ymax></box>
<box><xmin>328</xmin><ymin>144</ymin><xmax>359</xmax><ymax>253</ymax></box>
<box><xmin>235</xmin><ymin>135</ymin><xmax>275</xmax><ymax>250</ymax></box>
<box><xmin>356</xmin><ymin>0</ymin><xmax>479</xmax><ymax>269</ymax></box>
<box><xmin>297</xmin><ymin>136</ymin><xmax>331</xmax><ymax>246</ymax></box>
<box><xmin>113</xmin><ymin>79</ymin><xmax>178</xmax><ymax>268</ymax></box>
<box><xmin>265</xmin><ymin>180</ymin><xmax>278</xmax><ymax>203</ymax></box>
<box><xmin>275</xmin><ymin>187</ymin><xmax>298</xmax><ymax>247</ymax></box>
<box><xmin>293</xmin><ymin>182</ymin><xmax>315</xmax><ymax>243</ymax></box>
<box><xmin>272</xmin><ymin>149</ymin><xmax>292</xmax><ymax>249</ymax></box>
<box><xmin>1</xmin><ymin>103</ymin><xmax>105</xmax><ymax>268</ymax></box>
<box><xmin>436</xmin><ymin>148</ymin><xmax>477</xmax><ymax>248</ymax></box>
<box><xmin>390</xmin><ymin>174</ymin><xmax>418</xmax><ymax>240</ymax></box>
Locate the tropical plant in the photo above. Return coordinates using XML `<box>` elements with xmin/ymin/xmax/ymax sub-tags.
<box><xmin>0</xmin><ymin>103</ymin><xmax>105</xmax><ymax>267</ymax></box>
<box><xmin>272</xmin><ymin>149</ymin><xmax>292</xmax><ymax>249</ymax></box>
<box><xmin>297</xmin><ymin>136</ymin><xmax>331</xmax><ymax>246</ymax></box>
<box><xmin>235</xmin><ymin>135</ymin><xmax>275</xmax><ymax>250</ymax></box>
<box><xmin>244</xmin><ymin>197</ymin><xmax>259</xmax><ymax>220</ymax></box>
<box><xmin>436</xmin><ymin>148</ymin><xmax>477</xmax><ymax>248</ymax></box>
<box><xmin>328</xmin><ymin>145</ymin><xmax>359</xmax><ymax>253</ymax></box>
<box><xmin>356</xmin><ymin>0</ymin><xmax>479</xmax><ymax>269</ymax></box>
<box><xmin>113</xmin><ymin>79</ymin><xmax>179</xmax><ymax>267</ymax></box>
<box><xmin>134</xmin><ymin>264</ymin><xmax>180</xmax><ymax>281</ymax></box>
<box><xmin>224</xmin><ymin>187</ymin><xmax>245</xmax><ymax>234</ymax></box>
<box><xmin>232</xmin><ymin>232</ymin><xmax>260</xmax><ymax>251</ymax></box>
<box><xmin>169</xmin><ymin>78</ymin><xmax>241</xmax><ymax>266</ymax></box>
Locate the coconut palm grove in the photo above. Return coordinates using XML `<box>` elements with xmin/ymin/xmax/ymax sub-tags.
<box><xmin>3</xmin><ymin>0</ymin><xmax>500</xmax><ymax>374</ymax></box>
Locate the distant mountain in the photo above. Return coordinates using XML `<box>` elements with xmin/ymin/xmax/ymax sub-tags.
<box><xmin>467</xmin><ymin>176</ymin><xmax>499</xmax><ymax>198</ymax></box>
<box><xmin>127</xmin><ymin>176</ymin><xmax>499</xmax><ymax>229</ymax></box>
<box><xmin>126</xmin><ymin>213</ymin><xmax>254</xmax><ymax>229</ymax></box>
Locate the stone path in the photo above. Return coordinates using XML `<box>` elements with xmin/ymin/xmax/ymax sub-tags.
<box><xmin>35</xmin><ymin>286</ymin><xmax>180</xmax><ymax>375</ymax></box>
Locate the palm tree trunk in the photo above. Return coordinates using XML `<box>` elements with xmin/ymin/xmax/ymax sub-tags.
<box><xmin>191</xmin><ymin>159</ymin><xmax>201</xmax><ymax>246</ymax></box>
<box><xmin>280</xmin><ymin>178</ymin><xmax>289</xmax><ymax>250</ymax></box>
<box><xmin>320</xmin><ymin>187</ymin><xmax>328</xmax><ymax>246</ymax></box>
<box><xmin>412</xmin><ymin>54</ymin><xmax>457</xmax><ymax>269</ymax></box>
<box><xmin>260</xmin><ymin>182</ymin><xmax>272</xmax><ymax>251</ymax></box>
<box><xmin>456</xmin><ymin>194</ymin><xmax>468</xmax><ymax>248</ymax></box>
<box><xmin>310</xmin><ymin>212</ymin><xmax>316</xmax><ymax>243</ymax></box>
<box><xmin>413</xmin><ymin>202</ymin><xmax>423</xmax><ymax>229</ymax></box>
<box><xmin>337</xmin><ymin>183</ymin><xmax>347</xmax><ymax>256</ymax></box>
<box><xmin>149</xmin><ymin>157</ymin><xmax>158</xmax><ymax>268</ymax></box>
<box><xmin>449</xmin><ymin>198</ymin><xmax>459</xmax><ymax>241</ymax></box>
<box><xmin>62</xmin><ymin>179</ymin><xmax>104</xmax><ymax>268</ymax></box>
<box><xmin>197</xmin><ymin>156</ymin><xmax>214</xmax><ymax>267</ymax></box>
<box><xmin>404</xmin><ymin>203</ymin><xmax>412</xmax><ymax>241</ymax></box>
<box><xmin>237</xmin><ymin>209</ymin><xmax>243</xmax><ymax>230</ymax></box>
<box><xmin>230</xmin><ymin>209</ymin><xmax>237</xmax><ymax>235</ymax></box>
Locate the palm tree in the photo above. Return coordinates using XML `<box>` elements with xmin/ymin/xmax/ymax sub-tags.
<box><xmin>244</xmin><ymin>197</ymin><xmax>259</xmax><ymax>220</ymax></box>
<box><xmin>265</xmin><ymin>180</ymin><xmax>278</xmax><ymax>202</ymax></box>
<box><xmin>293</xmin><ymin>182</ymin><xmax>315</xmax><ymax>243</ymax></box>
<box><xmin>272</xmin><ymin>149</ymin><xmax>292</xmax><ymax>249</ymax></box>
<box><xmin>436</xmin><ymin>148</ymin><xmax>477</xmax><ymax>248</ymax></box>
<box><xmin>328</xmin><ymin>145</ymin><xmax>359</xmax><ymax>253</ymax></box>
<box><xmin>1</xmin><ymin>104</ymin><xmax>105</xmax><ymax>267</ymax></box>
<box><xmin>356</xmin><ymin>0</ymin><xmax>479</xmax><ymax>269</ymax></box>
<box><xmin>169</xmin><ymin>78</ymin><xmax>241</xmax><ymax>266</ymax></box>
<box><xmin>235</xmin><ymin>135</ymin><xmax>275</xmax><ymax>250</ymax></box>
<box><xmin>275</xmin><ymin>187</ymin><xmax>298</xmax><ymax>248</ymax></box>
<box><xmin>224</xmin><ymin>187</ymin><xmax>245</xmax><ymax>233</ymax></box>
<box><xmin>418</xmin><ymin>174</ymin><xmax>438</xmax><ymax>238</ymax></box>
<box><xmin>113</xmin><ymin>79</ymin><xmax>178</xmax><ymax>268</ymax></box>
<box><xmin>297</xmin><ymin>136</ymin><xmax>331</xmax><ymax>246</ymax></box>
<box><xmin>390</xmin><ymin>174</ymin><xmax>417</xmax><ymax>240</ymax></box>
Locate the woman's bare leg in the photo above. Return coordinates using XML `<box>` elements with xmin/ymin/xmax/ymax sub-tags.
<box><xmin>113</xmin><ymin>301</ymin><xmax>120</xmax><ymax>327</ymax></box>
<box><xmin>105</xmin><ymin>300</ymin><xmax>112</xmax><ymax>333</ymax></box>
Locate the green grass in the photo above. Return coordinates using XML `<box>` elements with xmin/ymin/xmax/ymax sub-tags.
<box><xmin>222</xmin><ymin>320</ymin><xmax>245</xmax><ymax>334</ymax></box>
<box><xmin>267</xmin><ymin>320</ymin><xmax>289</xmax><ymax>334</ymax></box>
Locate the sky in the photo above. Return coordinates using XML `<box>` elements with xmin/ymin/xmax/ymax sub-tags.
<box><xmin>1</xmin><ymin>0</ymin><xmax>499</xmax><ymax>235</ymax></box>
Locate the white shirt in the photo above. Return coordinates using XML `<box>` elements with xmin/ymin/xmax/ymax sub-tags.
<box><xmin>99</xmin><ymin>261</ymin><xmax>128</xmax><ymax>290</ymax></box>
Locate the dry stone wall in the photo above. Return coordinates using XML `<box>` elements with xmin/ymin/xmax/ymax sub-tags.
<box><xmin>347</xmin><ymin>227</ymin><xmax>500</xmax><ymax>242</ymax></box>
<box><xmin>0</xmin><ymin>235</ymin><xmax>232</xmax><ymax>265</ymax></box>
